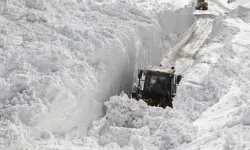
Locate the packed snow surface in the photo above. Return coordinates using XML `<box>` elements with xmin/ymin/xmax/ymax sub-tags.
<box><xmin>1</xmin><ymin>0</ymin><xmax>250</xmax><ymax>149</ymax></box>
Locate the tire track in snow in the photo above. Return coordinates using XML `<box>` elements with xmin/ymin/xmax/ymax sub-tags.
<box><xmin>178</xmin><ymin>18</ymin><xmax>213</xmax><ymax>58</ymax></box>
<box><xmin>163</xmin><ymin>0</ymin><xmax>231</xmax><ymax>74</ymax></box>
<box><xmin>163</xmin><ymin>17</ymin><xmax>214</xmax><ymax>75</ymax></box>
<box><xmin>176</xmin><ymin>18</ymin><xmax>213</xmax><ymax>74</ymax></box>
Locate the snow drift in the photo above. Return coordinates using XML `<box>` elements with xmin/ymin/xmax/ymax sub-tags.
<box><xmin>0</xmin><ymin>0</ymin><xmax>194</xmax><ymax>149</ymax></box>
<box><xmin>89</xmin><ymin>1</ymin><xmax>250</xmax><ymax>150</ymax></box>
<box><xmin>3</xmin><ymin>0</ymin><xmax>250</xmax><ymax>149</ymax></box>
<box><xmin>89</xmin><ymin>93</ymin><xmax>195</xmax><ymax>150</ymax></box>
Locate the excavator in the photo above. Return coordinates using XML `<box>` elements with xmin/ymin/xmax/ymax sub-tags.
<box><xmin>195</xmin><ymin>0</ymin><xmax>208</xmax><ymax>10</ymax></box>
<box><xmin>132</xmin><ymin>65</ymin><xmax>182</xmax><ymax>108</ymax></box>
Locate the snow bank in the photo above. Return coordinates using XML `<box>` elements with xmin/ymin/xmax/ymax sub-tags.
<box><xmin>173</xmin><ymin>12</ymin><xmax>241</xmax><ymax>120</ymax></box>
<box><xmin>89</xmin><ymin>93</ymin><xmax>196</xmax><ymax>150</ymax></box>
<box><xmin>173</xmin><ymin>5</ymin><xmax>250</xmax><ymax>149</ymax></box>
<box><xmin>230</xmin><ymin>0</ymin><xmax>250</xmax><ymax>8</ymax></box>
<box><xmin>88</xmin><ymin>1</ymin><xmax>250</xmax><ymax>150</ymax></box>
<box><xmin>0</xmin><ymin>0</ymin><xmax>194</xmax><ymax>149</ymax></box>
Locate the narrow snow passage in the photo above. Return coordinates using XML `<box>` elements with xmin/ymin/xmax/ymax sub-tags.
<box><xmin>169</xmin><ymin>17</ymin><xmax>214</xmax><ymax>74</ymax></box>
<box><xmin>162</xmin><ymin>0</ymin><xmax>229</xmax><ymax>74</ymax></box>
<box><xmin>87</xmin><ymin>3</ymin><xmax>223</xmax><ymax>150</ymax></box>
<box><xmin>91</xmin><ymin>1</ymin><xmax>250</xmax><ymax>150</ymax></box>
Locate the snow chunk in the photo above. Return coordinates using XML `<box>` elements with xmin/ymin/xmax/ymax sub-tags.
<box><xmin>89</xmin><ymin>93</ymin><xmax>196</xmax><ymax>149</ymax></box>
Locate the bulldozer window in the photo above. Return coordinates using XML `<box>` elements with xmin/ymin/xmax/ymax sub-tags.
<box><xmin>144</xmin><ymin>73</ymin><xmax>169</xmax><ymax>93</ymax></box>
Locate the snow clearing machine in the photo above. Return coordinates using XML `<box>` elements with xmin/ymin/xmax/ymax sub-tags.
<box><xmin>195</xmin><ymin>0</ymin><xmax>208</xmax><ymax>10</ymax></box>
<box><xmin>132</xmin><ymin>66</ymin><xmax>182</xmax><ymax>108</ymax></box>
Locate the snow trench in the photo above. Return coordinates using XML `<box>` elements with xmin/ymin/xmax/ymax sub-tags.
<box><xmin>0</xmin><ymin>0</ymin><xmax>195</xmax><ymax>149</ymax></box>
<box><xmin>89</xmin><ymin>2</ymin><xmax>250</xmax><ymax>150</ymax></box>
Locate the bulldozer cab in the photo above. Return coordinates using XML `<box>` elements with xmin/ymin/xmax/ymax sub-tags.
<box><xmin>195</xmin><ymin>0</ymin><xmax>208</xmax><ymax>10</ymax></box>
<box><xmin>132</xmin><ymin>66</ymin><xmax>182</xmax><ymax>108</ymax></box>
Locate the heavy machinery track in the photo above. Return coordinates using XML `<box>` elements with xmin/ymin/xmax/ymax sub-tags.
<box><xmin>162</xmin><ymin>0</ymin><xmax>230</xmax><ymax>75</ymax></box>
<box><xmin>163</xmin><ymin>16</ymin><xmax>214</xmax><ymax>75</ymax></box>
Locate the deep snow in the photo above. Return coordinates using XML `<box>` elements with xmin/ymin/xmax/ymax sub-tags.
<box><xmin>0</xmin><ymin>0</ymin><xmax>195</xmax><ymax>149</ymax></box>
<box><xmin>176</xmin><ymin>9</ymin><xmax>250</xmax><ymax>149</ymax></box>
<box><xmin>89</xmin><ymin>1</ymin><xmax>250</xmax><ymax>150</ymax></box>
<box><xmin>1</xmin><ymin>0</ymin><xmax>250</xmax><ymax>150</ymax></box>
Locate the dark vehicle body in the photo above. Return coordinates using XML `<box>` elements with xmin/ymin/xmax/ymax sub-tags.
<box><xmin>195</xmin><ymin>0</ymin><xmax>208</xmax><ymax>10</ymax></box>
<box><xmin>132</xmin><ymin>66</ymin><xmax>182</xmax><ymax>108</ymax></box>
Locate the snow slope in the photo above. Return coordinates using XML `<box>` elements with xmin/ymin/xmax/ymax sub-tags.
<box><xmin>175</xmin><ymin>9</ymin><xmax>250</xmax><ymax>149</ymax></box>
<box><xmin>174</xmin><ymin>1</ymin><xmax>250</xmax><ymax>149</ymax></box>
<box><xmin>89</xmin><ymin>0</ymin><xmax>250</xmax><ymax>150</ymax></box>
<box><xmin>0</xmin><ymin>0</ymin><xmax>194</xmax><ymax>149</ymax></box>
<box><xmin>2</xmin><ymin>0</ymin><xmax>250</xmax><ymax>149</ymax></box>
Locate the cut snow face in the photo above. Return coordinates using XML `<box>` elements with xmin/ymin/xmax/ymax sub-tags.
<box><xmin>0</xmin><ymin>0</ymin><xmax>194</xmax><ymax>149</ymax></box>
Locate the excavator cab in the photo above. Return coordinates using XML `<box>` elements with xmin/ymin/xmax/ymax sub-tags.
<box><xmin>132</xmin><ymin>66</ymin><xmax>182</xmax><ymax>108</ymax></box>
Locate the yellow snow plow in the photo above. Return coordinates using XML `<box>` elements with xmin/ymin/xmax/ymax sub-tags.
<box><xmin>195</xmin><ymin>0</ymin><xmax>208</xmax><ymax>10</ymax></box>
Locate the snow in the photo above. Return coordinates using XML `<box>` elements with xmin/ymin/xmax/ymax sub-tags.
<box><xmin>91</xmin><ymin>1</ymin><xmax>250</xmax><ymax>149</ymax></box>
<box><xmin>173</xmin><ymin>2</ymin><xmax>250</xmax><ymax>149</ymax></box>
<box><xmin>1</xmin><ymin>0</ymin><xmax>250</xmax><ymax>150</ymax></box>
<box><xmin>0</xmin><ymin>0</ymin><xmax>195</xmax><ymax>149</ymax></box>
<box><xmin>89</xmin><ymin>93</ymin><xmax>195</xmax><ymax>150</ymax></box>
<box><xmin>230</xmin><ymin>0</ymin><xmax>250</xmax><ymax>9</ymax></box>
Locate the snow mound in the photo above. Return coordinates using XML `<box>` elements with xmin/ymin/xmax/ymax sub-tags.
<box><xmin>89</xmin><ymin>93</ymin><xmax>196</xmax><ymax>150</ymax></box>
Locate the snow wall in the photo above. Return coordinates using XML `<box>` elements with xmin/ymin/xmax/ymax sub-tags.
<box><xmin>88</xmin><ymin>4</ymin><xmax>250</xmax><ymax>150</ymax></box>
<box><xmin>0</xmin><ymin>0</ymin><xmax>194</xmax><ymax>148</ymax></box>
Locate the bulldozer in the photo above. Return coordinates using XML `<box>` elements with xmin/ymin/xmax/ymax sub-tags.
<box><xmin>195</xmin><ymin>0</ymin><xmax>208</xmax><ymax>10</ymax></box>
<box><xmin>132</xmin><ymin>66</ymin><xmax>182</xmax><ymax>108</ymax></box>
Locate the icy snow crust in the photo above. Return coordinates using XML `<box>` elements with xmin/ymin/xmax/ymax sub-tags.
<box><xmin>0</xmin><ymin>0</ymin><xmax>195</xmax><ymax>149</ymax></box>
